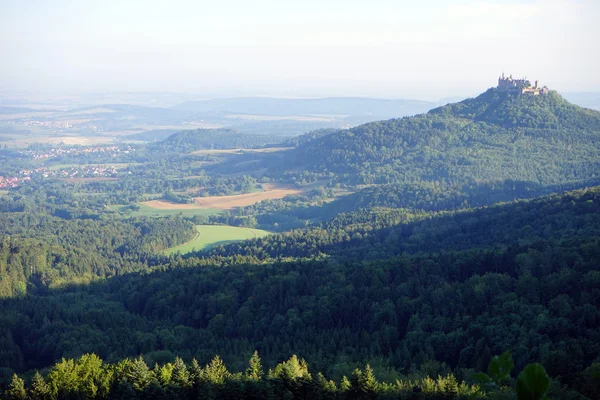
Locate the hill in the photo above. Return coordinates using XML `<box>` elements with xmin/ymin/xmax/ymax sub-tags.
<box><xmin>274</xmin><ymin>89</ymin><xmax>600</xmax><ymax>186</ymax></box>
<box><xmin>153</xmin><ymin>128</ymin><xmax>284</xmax><ymax>152</ymax></box>
<box><xmin>430</xmin><ymin>89</ymin><xmax>600</xmax><ymax>129</ymax></box>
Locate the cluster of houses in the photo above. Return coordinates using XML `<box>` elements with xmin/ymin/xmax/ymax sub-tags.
<box><xmin>16</xmin><ymin>120</ymin><xmax>73</xmax><ymax>129</ymax></box>
<box><xmin>44</xmin><ymin>165</ymin><xmax>120</xmax><ymax>179</ymax></box>
<box><xmin>1</xmin><ymin>165</ymin><xmax>121</xmax><ymax>188</ymax></box>
<box><xmin>20</xmin><ymin>145</ymin><xmax>134</xmax><ymax>160</ymax></box>
<box><xmin>0</xmin><ymin>176</ymin><xmax>31</xmax><ymax>189</ymax></box>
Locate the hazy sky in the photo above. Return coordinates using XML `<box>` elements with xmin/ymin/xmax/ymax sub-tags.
<box><xmin>1</xmin><ymin>0</ymin><xmax>598</xmax><ymax>100</ymax></box>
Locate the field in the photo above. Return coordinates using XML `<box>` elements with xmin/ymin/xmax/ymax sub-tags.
<box><xmin>165</xmin><ymin>225</ymin><xmax>270</xmax><ymax>255</ymax></box>
<box><xmin>138</xmin><ymin>184</ymin><xmax>304</xmax><ymax>211</ymax></box>
<box><xmin>0</xmin><ymin>135</ymin><xmax>115</xmax><ymax>147</ymax></box>
<box><xmin>193</xmin><ymin>184</ymin><xmax>303</xmax><ymax>209</ymax></box>
<box><xmin>112</xmin><ymin>203</ymin><xmax>222</xmax><ymax>218</ymax></box>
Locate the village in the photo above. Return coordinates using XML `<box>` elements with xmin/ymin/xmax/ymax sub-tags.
<box><xmin>0</xmin><ymin>165</ymin><xmax>121</xmax><ymax>188</ymax></box>
<box><xmin>19</xmin><ymin>145</ymin><xmax>135</xmax><ymax>160</ymax></box>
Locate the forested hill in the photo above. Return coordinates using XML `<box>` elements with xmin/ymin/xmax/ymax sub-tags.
<box><xmin>276</xmin><ymin>89</ymin><xmax>600</xmax><ymax>185</ymax></box>
<box><xmin>430</xmin><ymin>89</ymin><xmax>600</xmax><ymax>129</ymax></box>
<box><xmin>153</xmin><ymin>128</ymin><xmax>284</xmax><ymax>152</ymax></box>
<box><xmin>209</xmin><ymin>186</ymin><xmax>600</xmax><ymax>262</ymax></box>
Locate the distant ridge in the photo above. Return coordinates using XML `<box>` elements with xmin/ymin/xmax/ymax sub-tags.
<box><xmin>172</xmin><ymin>97</ymin><xmax>436</xmax><ymax>118</ymax></box>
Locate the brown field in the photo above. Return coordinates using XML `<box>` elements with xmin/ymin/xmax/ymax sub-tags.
<box><xmin>141</xmin><ymin>200</ymin><xmax>204</xmax><ymax>210</ymax></box>
<box><xmin>193</xmin><ymin>184</ymin><xmax>303</xmax><ymax>209</ymax></box>
<box><xmin>141</xmin><ymin>184</ymin><xmax>304</xmax><ymax>210</ymax></box>
<box><xmin>192</xmin><ymin>147</ymin><xmax>293</xmax><ymax>155</ymax></box>
<box><xmin>1</xmin><ymin>135</ymin><xmax>115</xmax><ymax>147</ymax></box>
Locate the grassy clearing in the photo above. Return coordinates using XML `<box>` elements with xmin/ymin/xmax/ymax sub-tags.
<box><xmin>165</xmin><ymin>225</ymin><xmax>270</xmax><ymax>255</ymax></box>
<box><xmin>111</xmin><ymin>203</ymin><xmax>223</xmax><ymax>218</ymax></box>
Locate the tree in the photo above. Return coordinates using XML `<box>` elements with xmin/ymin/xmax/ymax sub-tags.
<box><xmin>5</xmin><ymin>374</ymin><xmax>26</xmax><ymax>400</ymax></box>
<box><xmin>358</xmin><ymin>365</ymin><xmax>378</xmax><ymax>399</ymax></box>
<box><xmin>203</xmin><ymin>355</ymin><xmax>230</xmax><ymax>385</ymax></box>
<box><xmin>29</xmin><ymin>371</ymin><xmax>51</xmax><ymax>400</ymax></box>
<box><xmin>245</xmin><ymin>351</ymin><xmax>264</xmax><ymax>381</ymax></box>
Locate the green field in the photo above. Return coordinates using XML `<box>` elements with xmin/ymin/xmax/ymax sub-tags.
<box><xmin>165</xmin><ymin>225</ymin><xmax>270</xmax><ymax>255</ymax></box>
<box><xmin>110</xmin><ymin>204</ymin><xmax>223</xmax><ymax>218</ymax></box>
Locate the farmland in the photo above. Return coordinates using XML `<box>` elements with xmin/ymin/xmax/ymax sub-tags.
<box><xmin>193</xmin><ymin>183</ymin><xmax>303</xmax><ymax>209</ymax></box>
<box><xmin>164</xmin><ymin>224</ymin><xmax>270</xmax><ymax>255</ymax></box>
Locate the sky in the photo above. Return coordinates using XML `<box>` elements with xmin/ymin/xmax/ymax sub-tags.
<box><xmin>1</xmin><ymin>0</ymin><xmax>598</xmax><ymax>100</ymax></box>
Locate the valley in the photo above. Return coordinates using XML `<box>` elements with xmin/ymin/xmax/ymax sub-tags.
<box><xmin>0</xmin><ymin>84</ymin><xmax>599</xmax><ymax>399</ymax></box>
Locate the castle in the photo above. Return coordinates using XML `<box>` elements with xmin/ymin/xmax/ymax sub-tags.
<box><xmin>497</xmin><ymin>73</ymin><xmax>548</xmax><ymax>95</ymax></box>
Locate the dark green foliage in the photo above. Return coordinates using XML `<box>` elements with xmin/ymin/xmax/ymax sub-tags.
<box><xmin>515</xmin><ymin>363</ymin><xmax>550</xmax><ymax>400</ymax></box>
<box><xmin>431</xmin><ymin>89</ymin><xmax>600</xmax><ymax>129</ymax></box>
<box><xmin>0</xmin><ymin>188</ymin><xmax>599</xmax><ymax>400</ymax></box>
<box><xmin>488</xmin><ymin>352</ymin><xmax>514</xmax><ymax>385</ymax></box>
<box><xmin>275</xmin><ymin>89</ymin><xmax>600</xmax><ymax>187</ymax></box>
<box><xmin>154</xmin><ymin>128</ymin><xmax>284</xmax><ymax>152</ymax></box>
<box><xmin>1</xmin><ymin>90</ymin><xmax>599</xmax><ymax>400</ymax></box>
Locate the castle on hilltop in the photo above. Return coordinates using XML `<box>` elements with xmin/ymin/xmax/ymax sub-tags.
<box><xmin>497</xmin><ymin>73</ymin><xmax>548</xmax><ymax>95</ymax></box>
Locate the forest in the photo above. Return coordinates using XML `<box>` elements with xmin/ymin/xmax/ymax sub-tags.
<box><xmin>0</xmin><ymin>88</ymin><xmax>599</xmax><ymax>399</ymax></box>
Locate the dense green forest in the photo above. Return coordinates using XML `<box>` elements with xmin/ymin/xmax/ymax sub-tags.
<box><xmin>1</xmin><ymin>89</ymin><xmax>600</xmax><ymax>399</ymax></box>
<box><xmin>3</xmin><ymin>351</ymin><xmax>577</xmax><ymax>400</ymax></box>
<box><xmin>152</xmin><ymin>129</ymin><xmax>285</xmax><ymax>152</ymax></box>
<box><xmin>272</xmin><ymin>90</ymin><xmax>600</xmax><ymax>186</ymax></box>
<box><xmin>0</xmin><ymin>215</ymin><xmax>194</xmax><ymax>296</ymax></box>
<box><xmin>0</xmin><ymin>188</ymin><xmax>598</xmax><ymax>399</ymax></box>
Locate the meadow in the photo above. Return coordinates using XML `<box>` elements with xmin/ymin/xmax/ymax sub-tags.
<box><xmin>164</xmin><ymin>224</ymin><xmax>270</xmax><ymax>255</ymax></box>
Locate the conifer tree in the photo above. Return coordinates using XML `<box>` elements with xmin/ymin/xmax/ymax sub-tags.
<box><xmin>340</xmin><ymin>375</ymin><xmax>351</xmax><ymax>392</ymax></box>
<box><xmin>171</xmin><ymin>357</ymin><xmax>190</xmax><ymax>388</ymax></box>
<box><xmin>28</xmin><ymin>371</ymin><xmax>51</xmax><ymax>400</ymax></box>
<box><xmin>126</xmin><ymin>357</ymin><xmax>152</xmax><ymax>392</ymax></box>
<box><xmin>245</xmin><ymin>351</ymin><xmax>264</xmax><ymax>381</ymax></box>
<box><xmin>204</xmin><ymin>355</ymin><xmax>230</xmax><ymax>385</ymax></box>
<box><xmin>5</xmin><ymin>374</ymin><xmax>26</xmax><ymax>400</ymax></box>
<box><xmin>359</xmin><ymin>364</ymin><xmax>379</xmax><ymax>399</ymax></box>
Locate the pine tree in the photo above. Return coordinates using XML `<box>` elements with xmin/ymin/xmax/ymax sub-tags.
<box><xmin>340</xmin><ymin>376</ymin><xmax>351</xmax><ymax>392</ymax></box>
<box><xmin>315</xmin><ymin>372</ymin><xmax>336</xmax><ymax>400</ymax></box>
<box><xmin>359</xmin><ymin>364</ymin><xmax>379</xmax><ymax>399</ymax></box>
<box><xmin>127</xmin><ymin>357</ymin><xmax>152</xmax><ymax>391</ymax></box>
<box><xmin>29</xmin><ymin>371</ymin><xmax>51</xmax><ymax>400</ymax></box>
<box><xmin>245</xmin><ymin>351</ymin><xmax>264</xmax><ymax>381</ymax></box>
<box><xmin>168</xmin><ymin>357</ymin><xmax>190</xmax><ymax>399</ymax></box>
<box><xmin>204</xmin><ymin>355</ymin><xmax>230</xmax><ymax>385</ymax></box>
<box><xmin>189</xmin><ymin>359</ymin><xmax>202</xmax><ymax>385</ymax></box>
<box><xmin>171</xmin><ymin>357</ymin><xmax>190</xmax><ymax>388</ymax></box>
<box><xmin>5</xmin><ymin>374</ymin><xmax>26</xmax><ymax>400</ymax></box>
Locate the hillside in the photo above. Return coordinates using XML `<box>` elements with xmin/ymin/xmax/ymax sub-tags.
<box><xmin>1</xmin><ymin>187</ymin><xmax>598</xmax><ymax>398</ymax></box>
<box><xmin>153</xmin><ymin>128</ymin><xmax>284</xmax><ymax>152</ymax></box>
<box><xmin>275</xmin><ymin>89</ymin><xmax>600</xmax><ymax>186</ymax></box>
<box><xmin>430</xmin><ymin>89</ymin><xmax>600</xmax><ymax>129</ymax></box>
